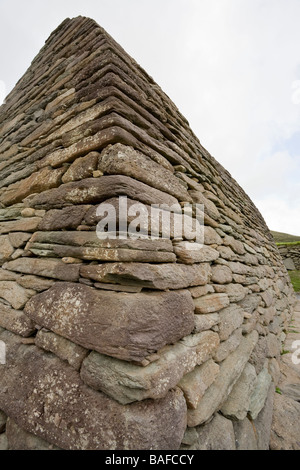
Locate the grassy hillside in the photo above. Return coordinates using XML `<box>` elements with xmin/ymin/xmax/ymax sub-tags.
<box><xmin>271</xmin><ymin>230</ymin><xmax>300</xmax><ymax>244</ymax></box>
<box><xmin>289</xmin><ymin>271</ymin><xmax>300</xmax><ymax>292</ymax></box>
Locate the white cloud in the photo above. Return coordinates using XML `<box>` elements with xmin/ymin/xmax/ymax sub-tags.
<box><xmin>292</xmin><ymin>80</ymin><xmax>300</xmax><ymax>105</ymax></box>
<box><xmin>255</xmin><ymin>197</ymin><xmax>300</xmax><ymax>236</ymax></box>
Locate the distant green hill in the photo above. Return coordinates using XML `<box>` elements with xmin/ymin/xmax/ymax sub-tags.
<box><xmin>271</xmin><ymin>230</ymin><xmax>300</xmax><ymax>245</ymax></box>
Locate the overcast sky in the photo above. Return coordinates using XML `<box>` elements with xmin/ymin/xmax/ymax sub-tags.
<box><xmin>0</xmin><ymin>0</ymin><xmax>299</xmax><ymax>235</ymax></box>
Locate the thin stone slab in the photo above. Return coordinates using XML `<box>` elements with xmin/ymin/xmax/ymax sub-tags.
<box><xmin>26</xmin><ymin>175</ymin><xmax>179</xmax><ymax>209</ymax></box>
<box><xmin>0</xmin><ymin>218</ymin><xmax>42</xmax><ymax>234</ymax></box>
<box><xmin>213</xmin><ymin>327</ymin><xmax>243</xmax><ymax>362</ymax></box>
<box><xmin>220</xmin><ymin>362</ymin><xmax>257</xmax><ymax>419</ymax></box>
<box><xmin>248</xmin><ymin>367</ymin><xmax>272</xmax><ymax>419</ymax></box>
<box><xmin>80</xmin><ymin>262</ymin><xmax>211</xmax><ymax>290</ymax></box>
<box><xmin>173</xmin><ymin>242</ymin><xmax>219</xmax><ymax>264</ymax></box>
<box><xmin>3</xmin><ymin>258</ymin><xmax>80</xmax><ymax>282</ymax></box>
<box><xmin>28</xmin><ymin>243</ymin><xmax>176</xmax><ymax>263</ymax></box>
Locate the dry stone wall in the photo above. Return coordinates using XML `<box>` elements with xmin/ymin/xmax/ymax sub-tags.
<box><xmin>0</xmin><ymin>16</ymin><xmax>297</xmax><ymax>450</ymax></box>
<box><xmin>278</xmin><ymin>244</ymin><xmax>300</xmax><ymax>270</ymax></box>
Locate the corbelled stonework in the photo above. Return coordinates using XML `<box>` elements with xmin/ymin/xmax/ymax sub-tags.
<box><xmin>0</xmin><ymin>16</ymin><xmax>297</xmax><ymax>450</ymax></box>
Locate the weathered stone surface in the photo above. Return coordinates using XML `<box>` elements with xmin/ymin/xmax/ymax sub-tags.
<box><xmin>27</xmin><ymin>231</ymin><xmax>177</xmax><ymax>262</ymax></box>
<box><xmin>6</xmin><ymin>418</ymin><xmax>61</xmax><ymax>450</ymax></box>
<box><xmin>62</xmin><ymin>152</ymin><xmax>99</xmax><ymax>183</ymax></box>
<box><xmin>0</xmin><ymin>204</ymin><xmax>24</xmax><ymax>221</ymax></box>
<box><xmin>180</xmin><ymin>427</ymin><xmax>198</xmax><ymax>447</ymax></box>
<box><xmin>0</xmin><ymin>281</ymin><xmax>35</xmax><ymax>309</ymax></box>
<box><xmin>213</xmin><ymin>327</ymin><xmax>242</xmax><ymax>362</ymax></box>
<box><xmin>35</xmin><ymin>329</ymin><xmax>89</xmax><ymax>371</ymax></box>
<box><xmin>189</xmin><ymin>190</ymin><xmax>220</xmax><ymax>220</ymax></box>
<box><xmin>193</xmin><ymin>293</ymin><xmax>230</xmax><ymax>314</ymax></box>
<box><xmin>270</xmin><ymin>392</ymin><xmax>300</xmax><ymax>450</ymax></box>
<box><xmin>38</xmin><ymin>206</ymin><xmax>91</xmax><ymax>231</ymax></box>
<box><xmin>0</xmin><ymin>268</ymin><xmax>19</xmax><ymax>281</ymax></box>
<box><xmin>259</xmin><ymin>305</ymin><xmax>277</xmax><ymax>326</ymax></box>
<box><xmin>25</xmin><ymin>282</ymin><xmax>195</xmax><ymax>362</ymax></box>
<box><xmin>250</xmin><ymin>336</ymin><xmax>269</xmax><ymax>374</ymax></box>
<box><xmin>223</xmin><ymin>235</ymin><xmax>245</xmax><ymax>255</ymax></box>
<box><xmin>218</xmin><ymin>304</ymin><xmax>244</xmax><ymax>341</ymax></box>
<box><xmin>0</xmin><ymin>217</ymin><xmax>42</xmax><ymax>234</ymax></box>
<box><xmin>0</xmin><ymin>331</ymin><xmax>187</xmax><ymax>450</ymax></box>
<box><xmin>221</xmin><ymin>362</ymin><xmax>257</xmax><ymax>419</ymax></box>
<box><xmin>232</xmin><ymin>418</ymin><xmax>258</xmax><ymax>450</ymax></box>
<box><xmin>0</xmin><ymin>167</ymin><xmax>66</xmax><ymax>206</ymax></box>
<box><xmin>193</xmin><ymin>413</ymin><xmax>236</xmax><ymax>450</ymax></box>
<box><xmin>3</xmin><ymin>258</ymin><xmax>80</xmax><ymax>282</ymax></box>
<box><xmin>0</xmin><ymin>410</ymin><xmax>6</xmax><ymax>433</ymax></box>
<box><xmin>280</xmin><ymin>383</ymin><xmax>300</xmax><ymax>402</ymax></box>
<box><xmin>187</xmin><ymin>331</ymin><xmax>258</xmax><ymax>426</ymax></box>
<box><xmin>29</xmin><ymin>243</ymin><xmax>176</xmax><ymax>263</ymax></box>
<box><xmin>26</xmin><ymin>175</ymin><xmax>179</xmax><ymax>209</ymax></box>
<box><xmin>243</xmin><ymin>310</ymin><xmax>260</xmax><ymax>336</ymax></box>
<box><xmin>178</xmin><ymin>359</ymin><xmax>220</xmax><ymax>409</ymax></box>
<box><xmin>266</xmin><ymin>333</ymin><xmax>280</xmax><ymax>358</ymax></box>
<box><xmin>283</xmin><ymin>257</ymin><xmax>296</xmax><ymax>270</ymax></box>
<box><xmin>30</xmin><ymin>230</ymin><xmax>173</xmax><ymax>250</ymax></box>
<box><xmin>210</xmin><ymin>265</ymin><xmax>232</xmax><ymax>284</ymax></box>
<box><xmin>254</xmin><ymin>382</ymin><xmax>275</xmax><ymax>450</ymax></box>
<box><xmin>98</xmin><ymin>144</ymin><xmax>191</xmax><ymax>202</ymax></box>
<box><xmin>0</xmin><ymin>236</ymin><xmax>14</xmax><ymax>262</ymax></box>
<box><xmin>224</xmin><ymin>283</ymin><xmax>248</xmax><ymax>302</ymax></box>
<box><xmin>261</xmin><ymin>289</ymin><xmax>275</xmax><ymax>308</ymax></box>
<box><xmin>238</xmin><ymin>293</ymin><xmax>262</xmax><ymax>313</ymax></box>
<box><xmin>268</xmin><ymin>358</ymin><xmax>281</xmax><ymax>385</ymax></box>
<box><xmin>0</xmin><ymin>303</ymin><xmax>36</xmax><ymax>337</ymax></box>
<box><xmin>204</xmin><ymin>226</ymin><xmax>223</xmax><ymax>245</ymax></box>
<box><xmin>81</xmin><ymin>331</ymin><xmax>219</xmax><ymax>404</ymax></box>
<box><xmin>8</xmin><ymin>232</ymin><xmax>32</xmax><ymax>248</ymax></box>
<box><xmin>80</xmin><ymin>262</ymin><xmax>211</xmax><ymax>290</ymax></box>
<box><xmin>94</xmin><ymin>282</ymin><xmax>142</xmax><ymax>293</ymax></box>
<box><xmin>194</xmin><ymin>313</ymin><xmax>219</xmax><ymax>333</ymax></box>
<box><xmin>0</xmin><ymin>433</ymin><xmax>8</xmax><ymax>450</ymax></box>
<box><xmin>173</xmin><ymin>242</ymin><xmax>219</xmax><ymax>264</ymax></box>
<box><xmin>249</xmin><ymin>367</ymin><xmax>272</xmax><ymax>419</ymax></box>
<box><xmin>17</xmin><ymin>275</ymin><xmax>55</xmax><ymax>292</ymax></box>
<box><xmin>216</xmin><ymin>245</ymin><xmax>237</xmax><ymax>260</ymax></box>
<box><xmin>188</xmin><ymin>284</ymin><xmax>214</xmax><ymax>298</ymax></box>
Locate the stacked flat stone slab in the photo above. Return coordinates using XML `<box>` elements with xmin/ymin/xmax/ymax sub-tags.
<box><xmin>0</xmin><ymin>16</ymin><xmax>297</xmax><ymax>450</ymax></box>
